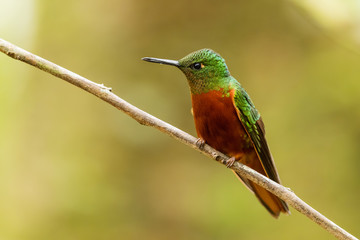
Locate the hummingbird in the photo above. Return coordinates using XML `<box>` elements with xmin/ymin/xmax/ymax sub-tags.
<box><xmin>142</xmin><ymin>49</ymin><xmax>289</xmax><ymax>218</ymax></box>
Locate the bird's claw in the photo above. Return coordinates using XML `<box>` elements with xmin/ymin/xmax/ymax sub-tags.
<box><xmin>225</xmin><ymin>157</ymin><xmax>236</xmax><ymax>168</ymax></box>
<box><xmin>195</xmin><ymin>138</ymin><xmax>206</xmax><ymax>150</ymax></box>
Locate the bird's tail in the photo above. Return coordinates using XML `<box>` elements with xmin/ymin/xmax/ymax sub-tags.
<box><xmin>232</xmin><ymin>157</ymin><xmax>289</xmax><ymax>218</ymax></box>
<box><xmin>233</xmin><ymin>171</ymin><xmax>289</xmax><ymax>218</ymax></box>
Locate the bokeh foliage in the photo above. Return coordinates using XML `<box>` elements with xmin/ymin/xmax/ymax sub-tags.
<box><xmin>0</xmin><ymin>0</ymin><xmax>359</xmax><ymax>239</ymax></box>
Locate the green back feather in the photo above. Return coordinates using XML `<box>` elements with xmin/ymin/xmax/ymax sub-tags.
<box><xmin>231</xmin><ymin>79</ymin><xmax>261</xmax><ymax>129</ymax></box>
<box><xmin>232</xmin><ymin>79</ymin><xmax>281</xmax><ymax>182</ymax></box>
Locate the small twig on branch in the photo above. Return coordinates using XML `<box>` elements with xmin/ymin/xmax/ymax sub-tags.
<box><xmin>0</xmin><ymin>38</ymin><xmax>357</xmax><ymax>240</ymax></box>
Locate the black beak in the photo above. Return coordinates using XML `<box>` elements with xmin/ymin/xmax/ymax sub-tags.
<box><xmin>142</xmin><ymin>57</ymin><xmax>180</xmax><ymax>67</ymax></box>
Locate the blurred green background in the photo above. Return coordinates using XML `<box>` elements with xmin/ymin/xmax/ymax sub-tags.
<box><xmin>1</xmin><ymin>0</ymin><xmax>360</xmax><ymax>239</ymax></box>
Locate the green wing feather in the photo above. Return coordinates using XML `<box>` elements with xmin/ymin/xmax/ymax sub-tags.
<box><xmin>230</xmin><ymin>79</ymin><xmax>281</xmax><ymax>183</ymax></box>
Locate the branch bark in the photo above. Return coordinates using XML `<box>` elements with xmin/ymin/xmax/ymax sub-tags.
<box><xmin>0</xmin><ymin>38</ymin><xmax>357</xmax><ymax>240</ymax></box>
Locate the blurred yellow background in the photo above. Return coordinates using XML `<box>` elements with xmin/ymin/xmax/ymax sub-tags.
<box><xmin>1</xmin><ymin>0</ymin><xmax>359</xmax><ymax>239</ymax></box>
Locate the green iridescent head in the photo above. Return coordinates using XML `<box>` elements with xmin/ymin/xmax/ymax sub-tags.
<box><xmin>142</xmin><ymin>49</ymin><xmax>231</xmax><ymax>94</ymax></box>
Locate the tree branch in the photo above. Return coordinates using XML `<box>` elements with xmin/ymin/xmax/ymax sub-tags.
<box><xmin>0</xmin><ymin>38</ymin><xmax>357</xmax><ymax>240</ymax></box>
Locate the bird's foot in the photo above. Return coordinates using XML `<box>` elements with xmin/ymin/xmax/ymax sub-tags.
<box><xmin>225</xmin><ymin>157</ymin><xmax>236</xmax><ymax>168</ymax></box>
<box><xmin>195</xmin><ymin>138</ymin><xmax>206</xmax><ymax>150</ymax></box>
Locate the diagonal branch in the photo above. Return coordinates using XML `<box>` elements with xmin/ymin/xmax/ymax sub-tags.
<box><xmin>0</xmin><ymin>38</ymin><xmax>357</xmax><ymax>240</ymax></box>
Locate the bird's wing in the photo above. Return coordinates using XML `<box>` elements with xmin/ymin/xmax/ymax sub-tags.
<box><xmin>230</xmin><ymin>80</ymin><xmax>281</xmax><ymax>183</ymax></box>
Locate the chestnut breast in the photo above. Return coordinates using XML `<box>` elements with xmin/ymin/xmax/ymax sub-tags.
<box><xmin>191</xmin><ymin>89</ymin><xmax>253</xmax><ymax>157</ymax></box>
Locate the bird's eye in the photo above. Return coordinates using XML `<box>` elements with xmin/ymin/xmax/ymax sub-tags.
<box><xmin>190</xmin><ymin>62</ymin><xmax>203</xmax><ymax>70</ymax></box>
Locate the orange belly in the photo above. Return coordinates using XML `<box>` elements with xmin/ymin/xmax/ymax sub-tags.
<box><xmin>191</xmin><ymin>89</ymin><xmax>253</xmax><ymax>160</ymax></box>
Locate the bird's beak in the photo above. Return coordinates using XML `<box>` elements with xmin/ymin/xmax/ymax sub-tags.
<box><xmin>142</xmin><ymin>57</ymin><xmax>180</xmax><ymax>67</ymax></box>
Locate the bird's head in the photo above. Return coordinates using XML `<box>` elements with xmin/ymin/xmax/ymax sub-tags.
<box><xmin>142</xmin><ymin>49</ymin><xmax>231</xmax><ymax>94</ymax></box>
